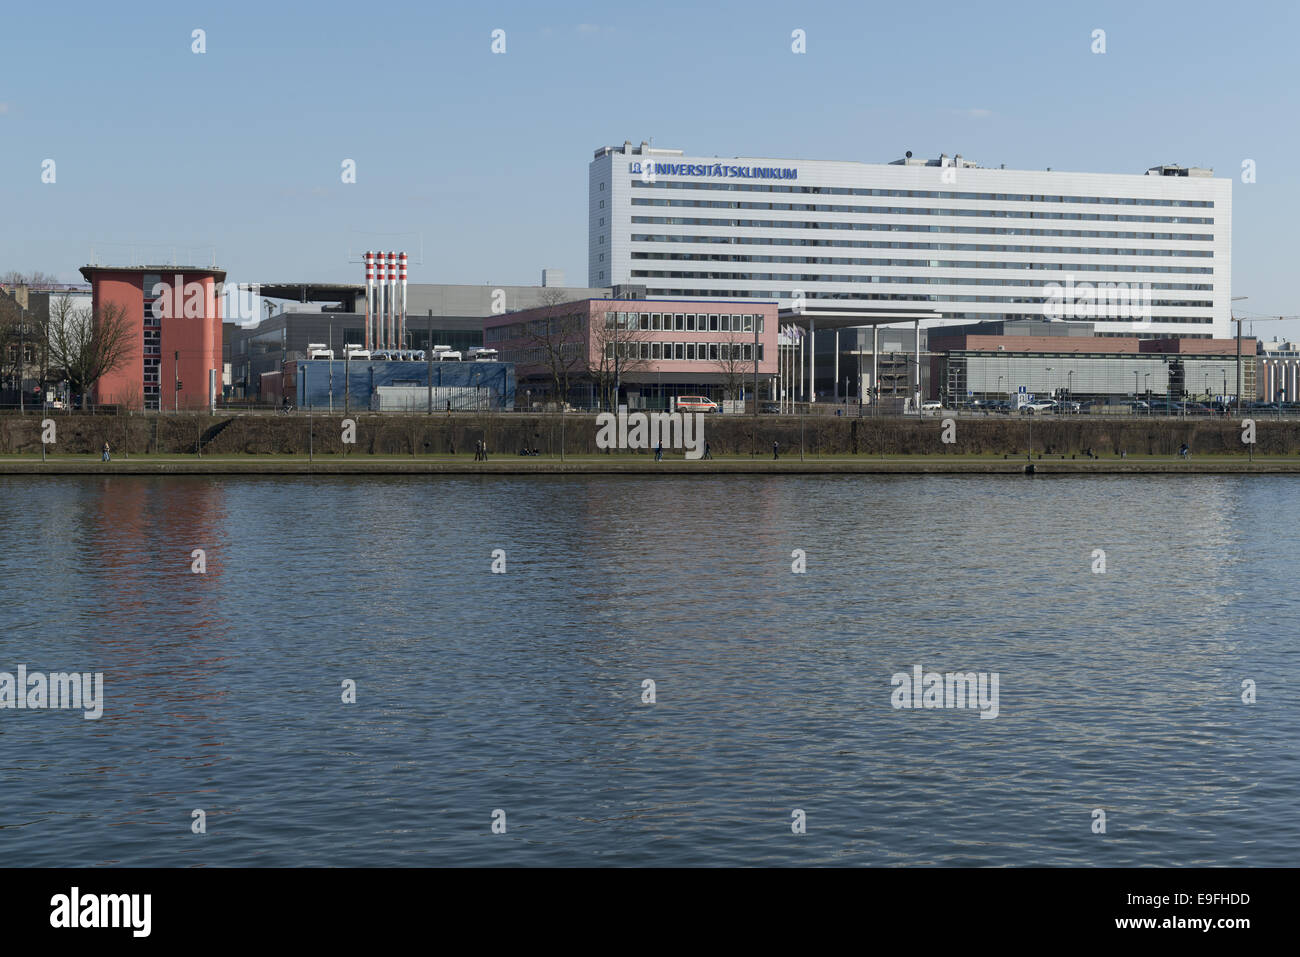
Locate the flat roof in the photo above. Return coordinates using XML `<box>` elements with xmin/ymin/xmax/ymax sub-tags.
<box><xmin>80</xmin><ymin>264</ymin><xmax>227</xmax><ymax>281</ymax></box>
<box><xmin>778</xmin><ymin>305</ymin><xmax>945</xmax><ymax>330</ymax></box>
<box><xmin>595</xmin><ymin>298</ymin><xmax>779</xmax><ymax>305</ymax></box>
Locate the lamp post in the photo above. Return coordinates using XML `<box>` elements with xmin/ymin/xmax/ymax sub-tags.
<box><xmin>18</xmin><ymin>309</ymin><xmax>26</xmax><ymax>414</ymax></box>
<box><xmin>1144</xmin><ymin>372</ymin><xmax>1152</xmax><ymax>415</ymax></box>
<box><xmin>1231</xmin><ymin>296</ymin><xmax>1248</xmax><ymax>415</ymax></box>
<box><xmin>1067</xmin><ymin>370</ymin><xmax>1074</xmax><ymax>410</ymax></box>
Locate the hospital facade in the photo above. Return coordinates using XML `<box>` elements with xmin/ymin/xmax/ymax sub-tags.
<box><xmin>590</xmin><ymin>142</ymin><xmax>1232</xmax><ymax>399</ymax></box>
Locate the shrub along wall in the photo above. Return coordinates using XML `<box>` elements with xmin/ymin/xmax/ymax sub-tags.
<box><xmin>2</xmin><ymin>413</ymin><xmax>1298</xmax><ymax>457</ymax></box>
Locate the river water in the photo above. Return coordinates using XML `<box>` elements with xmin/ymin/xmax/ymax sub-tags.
<box><xmin>0</xmin><ymin>474</ymin><xmax>1295</xmax><ymax>866</ymax></box>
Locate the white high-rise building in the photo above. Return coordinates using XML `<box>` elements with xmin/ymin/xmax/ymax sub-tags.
<box><xmin>589</xmin><ymin>142</ymin><xmax>1231</xmax><ymax>338</ymax></box>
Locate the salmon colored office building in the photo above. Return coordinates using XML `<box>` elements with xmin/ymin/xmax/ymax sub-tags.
<box><xmin>79</xmin><ymin>265</ymin><xmax>225</xmax><ymax>411</ymax></box>
<box><xmin>484</xmin><ymin>298</ymin><xmax>779</xmax><ymax>408</ymax></box>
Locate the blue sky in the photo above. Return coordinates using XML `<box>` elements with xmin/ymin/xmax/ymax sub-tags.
<box><xmin>2</xmin><ymin>0</ymin><xmax>1297</xmax><ymax>337</ymax></box>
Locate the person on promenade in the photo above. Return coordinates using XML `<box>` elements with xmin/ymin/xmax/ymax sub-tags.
<box><xmin>474</xmin><ymin>440</ymin><xmax>482</xmax><ymax>461</ymax></box>
<box><xmin>655</xmin><ymin>441</ymin><xmax>663</xmax><ymax>463</ymax></box>
<box><xmin>773</xmin><ymin>441</ymin><xmax>779</xmax><ymax>460</ymax></box>
<box><xmin>101</xmin><ymin>442</ymin><xmax>111</xmax><ymax>462</ymax></box>
<box><xmin>1179</xmin><ymin>443</ymin><xmax>1189</xmax><ymax>460</ymax></box>
<box><xmin>703</xmin><ymin>441</ymin><xmax>712</xmax><ymax>460</ymax></box>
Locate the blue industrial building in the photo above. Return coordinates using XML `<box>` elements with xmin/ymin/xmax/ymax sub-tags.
<box><xmin>292</xmin><ymin>359</ymin><xmax>516</xmax><ymax>411</ymax></box>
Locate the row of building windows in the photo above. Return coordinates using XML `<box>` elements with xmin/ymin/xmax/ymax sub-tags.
<box><xmin>631</xmin><ymin>197</ymin><xmax>1214</xmax><ymax>225</ymax></box>
<box><xmin>499</xmin><ymin>343</ymin><xmax>584</xmax><ymax>365</ymax></box>
<box><xmin>602</xmin><ymin>311</ymin><xmax>764</xmax><ymax>333</ymax></box>
<box><xmin>142</xmin><ymin>282</ymin><xmax>163</xmax><ymax>404</ymax></box>
<box><xmin>629</xmin><ymin>270</ymin><xmax>1212</xmax><ymax>292</ymax></box>
<box><xmin>485</xmin><ymin>314</ymin><xmax>585</xmax><ymax>344</ymax></box>
<box><xmin>629</xmin><ymin>180</ymin><xmax>1216</xmax><ymax>208</ymax></box>
<box><xmin>639</xmin><ymin>288</ymin><xmax>1216</xmax><ymax>322</ymax></box>
<box><xmin>631</xmin><ymin>252</ymin><xmax>1214</xmax><ymax>275</ymax></box>
<box><xmin>631</xmin><ymin>217</ymin><xmax>1215</xmax><ymax>242</ymax></box>
<box><xmin>632</xmin><ymin>234</ymin><xmax>1216</xmax><ymax>258</ymax></box>
<box><xmin>604</xmin><ymin>341</ymin><xmax>765</xmax><ymax>362</ymax></box>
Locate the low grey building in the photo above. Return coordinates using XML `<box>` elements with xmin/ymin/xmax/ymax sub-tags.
<box><xmin>230</xmin><ymin>281</ymin><xmax>617</xmax><ymax>398</ymax></box>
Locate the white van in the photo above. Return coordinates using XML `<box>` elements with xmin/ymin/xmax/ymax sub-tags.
<box><xmin>674</xmin><ymin>395</ymin><xmax>719</xmax><ymax>413</ymax></box>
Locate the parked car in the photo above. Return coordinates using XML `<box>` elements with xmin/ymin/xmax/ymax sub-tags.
<box><xmin>674</xmin><ymin>395</ymin><xmax>720</xmax><ymax>413</ymax></box>
<box><xmin>1019</xmin><ymin>399</ymin><xmax>1057</xmax><ymax>414</ymax></box>
<box><xmin>759</xmin><ymin>402</ymin><xmax>781</xmax><ymax>414</ymax></box>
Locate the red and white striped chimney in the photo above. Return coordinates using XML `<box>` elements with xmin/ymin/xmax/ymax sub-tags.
<box><xmin>364</xmin><ymin>251</ymin><xmax>375</xmax><ymax>351</ymax></box>
<box><xmin>399</xmin><ymin>251</ymin><xmax>408</xmax><ymax>350</ymax></box>
<box><xmin>385</xmin><ymin>252</ymin><xmax>397</xmax><ymax>349</ymax></box>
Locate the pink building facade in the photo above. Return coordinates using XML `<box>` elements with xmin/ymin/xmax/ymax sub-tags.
<box><xmin>484</xmin><ymin>298</ymin><xmax>778</xmax><ymax>409</ymax></box>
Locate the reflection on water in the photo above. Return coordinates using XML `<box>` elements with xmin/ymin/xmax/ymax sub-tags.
<box><xmin>0</xmin><ymin>474</ymin><xmax>1295</xmax><ymax>865</ymax></box>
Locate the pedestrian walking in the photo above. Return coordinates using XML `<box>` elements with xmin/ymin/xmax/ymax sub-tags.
<box><xmin>772</xmin><ymin>440</ymin><xmax>779</xmax><ymax>460</ymax></box>
<box><xmin>101</xmin><ymin>441</ymin><xmax>111</xmax><ymax>463</ymax></box>
<box><xmin>655</xmin><ymin>441</ymin><xmax>663</xmax><ymax>462</ymax></box>
<box><xmin>703</xmin><ymin>441</ymin><xmax>712</xmax><ymax>460</ymax></box>
<box><xmin>474</xmin><ymin>439</ymin><xmax>482</xmax><ymax>461</ymax></box>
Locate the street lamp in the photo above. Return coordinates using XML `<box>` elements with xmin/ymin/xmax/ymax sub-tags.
<box><xmin>18</xmin><ymin>308</ymin><xmax>27</xmax><ymax>414</ymax></box>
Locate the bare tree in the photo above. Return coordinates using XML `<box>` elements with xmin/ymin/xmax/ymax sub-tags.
<box><xmin>47</xmin><ymin>296</ymin><xmax>135</xmax><ymax>409</ymax></box>
<box><xmin>713</xmin><ymin>331</ymin><xmax>752</xmax><ymax>403</ymax></box>
<box><xmin>0</xmin><ymin>292</ymin><xmax>22</xmax><ymax>390</ymax></box>
<box><xmin>587</xmin><ymin>312</ymin><xmax>652</xmax><ymax>411</ymax></box>
<box><xmin>537</xmin><ymin>288</ymin><xmax>568</xmax><ymax>309</ymax></box>
<box><xmin>522</xmin><ymin>307</ymin><xmax>586</xmax><ymax>409</ymax></box>
<box><xmin>0</xmin><ymin>270</ymin><xmax>57</xmax><ymax>289</ymax></box>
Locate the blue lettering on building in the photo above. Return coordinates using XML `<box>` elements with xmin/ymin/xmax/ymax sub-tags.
<box><xmin>628</xmin><ymin>161</ymin><xmax>797</xmax><ymax>180</ymax></box>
